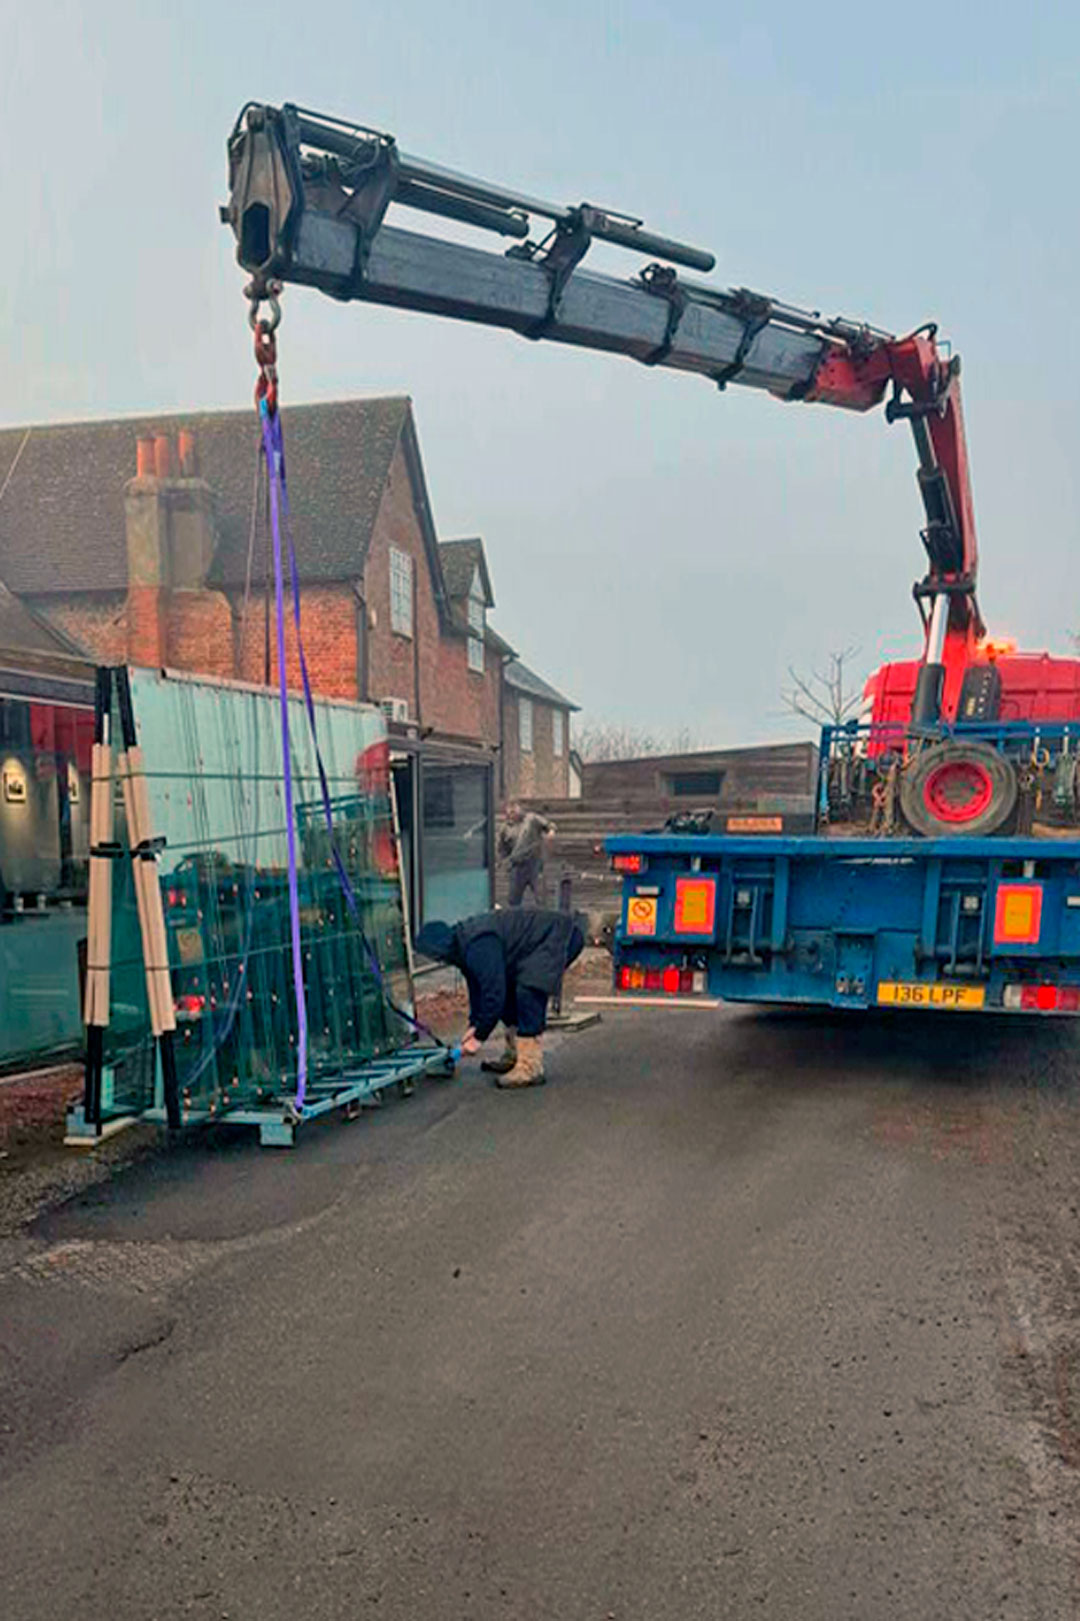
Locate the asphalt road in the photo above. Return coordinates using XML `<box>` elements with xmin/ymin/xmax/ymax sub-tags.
<box><xmin>3</xmin><ymin>1005</ymin><xmax>1080</xmax><ymax>1619</ymax></box>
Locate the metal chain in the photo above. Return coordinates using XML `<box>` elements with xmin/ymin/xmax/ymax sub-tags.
<box><xmin>244</xmin><ymin>277</ymin><xmax>283</xmax><ymax>414</ymax></box>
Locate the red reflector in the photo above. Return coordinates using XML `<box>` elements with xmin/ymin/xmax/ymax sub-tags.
<box><xmin>994</xmin><ymin>883</ymin><xmax>1043</xmax><ymax>945</ymax></box>
<box><xmin>1018</xmin><ymin>985</ymin><xmax>1062</xmax><ymax>1012</ymax></box>
<box><xmin>662</xmin><ymin>966</ymin><xmax>680</xmax><ymax>994</ymax></box>
<box><xmin>679</xmin><ymin>968</ymin><xmax>694</xmax><ymax>994</ymax></box>
<box><xmin>175</xmin><ymin>993</ymin><xmax>206</xmax><ymax>1017</ymax></box>
<box><xmin>618</xmin><ymin>966</ymin><xmax>633</xmax><ymax>990</ymax></box>
<box><xmin>645</xmin><ymin>968</ymin><xmax>662</xmax><ymax>991</ymax></box>
<box><xmin>613</xmin><ymin>853</ymin><xmax>645</xmax><ymax>873</ymax></box>
<box><xmin>1060</xmin><ymin>986</ymin><xmax>1080</xmax><ymax>1012</ymax></box>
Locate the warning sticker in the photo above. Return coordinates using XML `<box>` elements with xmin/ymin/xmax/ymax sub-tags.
<box><xmin>626</xmin><ymin>895</ymin><xmax>658</xmax><ymax>936</ymax></box>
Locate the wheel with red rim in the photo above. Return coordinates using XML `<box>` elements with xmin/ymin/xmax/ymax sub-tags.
<box><xmin>899</xmin><ymin>741</ymin><xmax>1018</xmax><ymax>838</ymax></box>
<box><xmin>922</xmin><ymin>758</ymin><xmax>995</xmax><ymax>825</ymax></box>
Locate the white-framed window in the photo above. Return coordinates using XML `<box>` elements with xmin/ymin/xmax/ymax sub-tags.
<box><xmin>553</xmin><ymin>709</ymin><xmax>564</xmax><ymax>757</ymax></box>
<box><xmin>389</xmin><ymin>547</ymin><xmax>413</xmax><ymax>637</ymax></box>
<box><xmin>519</xmin><ymin>696</ymin><xmax>533</xmax><ymax>752</ymax></box>
<box><xmin>467</xmin><ymin>566</ymin><xmax>485</xmax><ymax>673</ymax></box>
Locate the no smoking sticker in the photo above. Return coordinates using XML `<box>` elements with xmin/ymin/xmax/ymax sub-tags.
<box><xmin>626</xmin><ymin>895</ymin><xmax>658</xmax><ymax>936</ymax></box>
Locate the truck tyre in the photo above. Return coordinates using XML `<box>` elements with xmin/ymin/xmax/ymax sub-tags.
<box><xmin>899</xmin><ymin>740</ymin><xmax>1018</xmax><ymax>838</ymax></box>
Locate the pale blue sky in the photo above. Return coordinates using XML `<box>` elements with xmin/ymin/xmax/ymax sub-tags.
<box><xmin>3</xmin><ymin>1</ymin><xmax>1078</xmax><ymax>743</ymax></box>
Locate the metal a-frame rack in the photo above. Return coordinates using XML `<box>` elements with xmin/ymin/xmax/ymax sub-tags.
<box><xmin>67</xmin><ymin>666</ymin><xmax>453</xmax><ymax>1149</ymax></box>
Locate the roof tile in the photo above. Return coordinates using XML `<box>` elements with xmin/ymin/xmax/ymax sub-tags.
<box><xmin>0</xmin><ymin>398</ymin><xmax>411</xmax><ymax>595</ymax></box>
<box><xmin>438</xmin><ymin>537</ymin><xmax>493</xmax><ymax>604</ymax></box>
<box><xmin>504</xmin><ymin>659</ymin><xmax>578</xmax><ymax>711</ymax></box>
<box><xmin>0</xmin><ymin>579</ymin><xmax>88</xmax><ymax>656</ymax></box>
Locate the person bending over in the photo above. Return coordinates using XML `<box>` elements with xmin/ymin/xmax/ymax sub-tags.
<box><xmin>416</xmin><ymin>907</ymin><xmax>585</xmax><ymax>1088</ymax></box>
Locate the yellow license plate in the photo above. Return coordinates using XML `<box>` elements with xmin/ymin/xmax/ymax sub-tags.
<box><xmin>877</xmin><ymin>981</ymin><xmax>985</xmax><ymax>1009</ymax></box>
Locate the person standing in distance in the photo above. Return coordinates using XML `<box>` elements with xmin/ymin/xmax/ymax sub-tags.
<box><xmin>498</xmin><ymin>801</ymin><xmax>555</xmax><ymax>907</ymax></box>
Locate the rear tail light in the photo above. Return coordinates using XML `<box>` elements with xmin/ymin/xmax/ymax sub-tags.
<box><xmin>613</xmin><ymin>853</ymin><xmax>646</xmax><ymax>874</ymax></box>
<box><xmin>616</xmin><ymin>963</ymin><xmax>708</xmax><ymax>995</ymax></box>
<box><xmin>175</xmin><ymin>992</ymin><xmax>206</xmax><ymax>1019</ymax></box>
<box><xmin>1003</xmin><ymin>983</ymin><xmax>1080</xmax><ymax>1013</ymax></box>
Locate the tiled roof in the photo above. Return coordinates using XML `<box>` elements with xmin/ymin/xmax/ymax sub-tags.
<box><xmin>0</xmin><ymin>579</ymin><xmax>88</xmax><ymax>656</ymax></box>
<box><xmin>444</xmin><ymin>596</ymin><xmax>516</xmax><ymax>653</ymax></box>
<box><xmin>438</xmin><ymin>537</ymin><xmax>493</xmax><ymax>605</ymax></box>
<box><xmin>504</xmin><ymin>659</ymin><xmax>578</xmax><ymax>711</ymax></box>
<box><xmin>485</xmin><ymin>623</ymin><xmax>516</xmax><ymax>656</ymax></box>
<box><xmin>0</xmin><ymin>397</ymin><xmax>412</xmax><ymax>595</ymax></box>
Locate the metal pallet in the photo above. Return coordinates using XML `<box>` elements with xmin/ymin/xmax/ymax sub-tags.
<box><xmin>167</xmin><ymin>1045</ymin><xmax>456</xmax><ymax>1147</ymax></box>
<box><xmin>68</xmin><ymin>1044</ymin><xmax>456</xmax><ymax>1149</ymax></box>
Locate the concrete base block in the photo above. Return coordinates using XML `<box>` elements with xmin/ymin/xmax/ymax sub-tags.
<box><xmin>548</xmin><ymin>1009</ymin><xmax>602</xmax><ymax>1033</ymax></box>
<box><xmin>64</xmin><ymin>1107</ymin><xmax>138</xmax><ymax>1148</ymax></box>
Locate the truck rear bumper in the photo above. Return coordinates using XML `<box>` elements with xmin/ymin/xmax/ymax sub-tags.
<box><xmin>609</xmin><ymin>832</ymin><xmax>1080</xmax><ymax>1015</ymax></box>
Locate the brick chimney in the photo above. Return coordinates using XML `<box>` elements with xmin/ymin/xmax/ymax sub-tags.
<box><xmin>124</xmin><ymin>429</ymin><xmax>224</xmax><ymax>671</ymax></box>
<box><xmin>125</xmin><ymin>438</ymin><xmax>170</xmax><ymax>666</ymax></box>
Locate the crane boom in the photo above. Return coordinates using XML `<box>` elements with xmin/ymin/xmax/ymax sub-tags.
<box><xmin>223</xmin><ymin>101</ymin><xmax>983</xmax><ymax>720</ymax></box>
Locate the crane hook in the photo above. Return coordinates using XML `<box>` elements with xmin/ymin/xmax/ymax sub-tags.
<box><xmin>244</xmin><ymin>277</ymin><xmax>283</xmax><ymax>414</ymax></box>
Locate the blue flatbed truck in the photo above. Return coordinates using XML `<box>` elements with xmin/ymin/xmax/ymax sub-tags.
<box><xmin>608</xmin><ymin>723</ymin><xmax>1080</xmax><ymax>1018</ymax></box>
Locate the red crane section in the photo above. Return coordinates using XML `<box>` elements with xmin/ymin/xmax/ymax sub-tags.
<box><xmin>808</xmin><ymin>327</ymin><xmax>982</xmax><ymax>722</ymax></box>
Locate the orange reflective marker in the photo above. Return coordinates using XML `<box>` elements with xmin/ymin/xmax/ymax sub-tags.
<box><xmin>993</xmin><ymin>883</ymin><xmax>1043</xmax><ymax>945</ymax></box>
<box><xmin>674</xmin><ymin>877</ymin><xmax>717</xmax><ymax>935</ymax></box>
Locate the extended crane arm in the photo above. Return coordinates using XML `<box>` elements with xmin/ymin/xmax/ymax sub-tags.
<box><xmin>223</xmin><ymin>102</ymin><xmax>982</xmax><ymax>710</ymax></box>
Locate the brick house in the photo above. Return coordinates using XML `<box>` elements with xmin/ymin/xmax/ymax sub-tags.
<box><xmin>501</xmin><ymin>662</ymin><xmax>579</xmax><ymax>802</ymax></box>
<box><xmin>0</xmin><ymin>399</ymin><xmax>572</xmax><ymax>926</ymax></box>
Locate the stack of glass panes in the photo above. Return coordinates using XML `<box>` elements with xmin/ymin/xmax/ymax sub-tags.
<box><xmin>97</xmin><ymin>667</ymin><xmax>414</xmax><ymax>1125</ymax></box>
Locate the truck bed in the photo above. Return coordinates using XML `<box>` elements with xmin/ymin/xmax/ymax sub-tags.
<box><xmin>607</xmin><ymin>831</ymin><xmax>1080</xmax><ymax>1014</ymax></box>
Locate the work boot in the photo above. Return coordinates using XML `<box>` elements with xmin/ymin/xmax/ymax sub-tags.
<box><xmin>495</xmin><ymin>1034</ymin><xmax>545</xmax><ymax>1089</ymax></box>
<box><xmin>481</xmin><ymin>1026</ymin><xmax>518</xmax><ymax>1075</ymax></box>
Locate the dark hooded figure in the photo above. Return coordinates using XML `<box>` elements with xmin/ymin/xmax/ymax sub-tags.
<box><xmin>416</xmin><ymin>908</ymin><xmax>586</xmax><ymax>1087</ymax></box>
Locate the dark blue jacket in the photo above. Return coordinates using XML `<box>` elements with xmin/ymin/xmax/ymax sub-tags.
<box><xmin>417</xmin><ymin>910</ymin><xmax>585</xmax><ymax>1040</ymax></box>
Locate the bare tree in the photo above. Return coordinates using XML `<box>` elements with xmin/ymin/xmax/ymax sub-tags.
<box><xmin>575</xmin><ymin>721</ymin><xmax>702</xmax><ymax>762</ymax></box>
<box><xmin>782</xmin><ymin>647</ymin><xmax>864</xmax><ymax>729</ymax></box>
<box><xmin>669</xmin><ymin>725</ymin><xmax>699</xmax><ymax>755</ymax></box>
<box><xmin>575</xmin><ymin>722</ymin><xmax>658</xmax><ymax>762</ymax></box>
